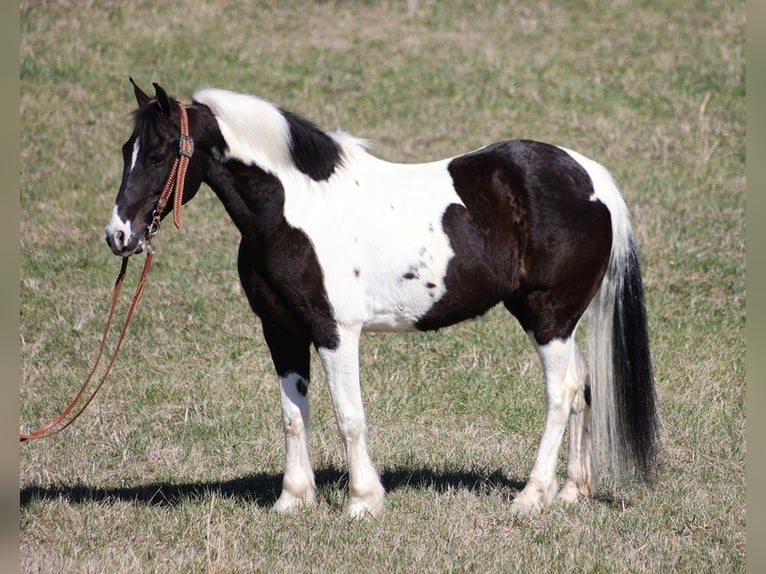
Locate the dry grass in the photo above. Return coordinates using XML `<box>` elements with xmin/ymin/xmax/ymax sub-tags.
<box><xmin>20</xmin><ymin>0</ymin><xmax>744</xmax><ymax>572</ymax></box>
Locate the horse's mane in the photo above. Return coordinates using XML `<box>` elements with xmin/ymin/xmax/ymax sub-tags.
<box><xmin>193</xmin><ymin>88</ymin><xmax>367</xmax><ymax>181</ymax></box>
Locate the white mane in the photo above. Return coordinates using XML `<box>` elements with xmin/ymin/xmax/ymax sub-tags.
<box><xmin>192</xmin><ymin>88</ymin><xmax>373</xmax><ymax>177</ymax></box>
<box><xmin>193</xmin><ymin>88</ymin><xmax>294</xmax><ymax>175</ymax></box>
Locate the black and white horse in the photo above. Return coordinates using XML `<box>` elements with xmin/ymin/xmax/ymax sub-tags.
<box><xmin>105</xmin><ymin>80</ymin><xmax>657</xmax><ymax>518</ymax></box>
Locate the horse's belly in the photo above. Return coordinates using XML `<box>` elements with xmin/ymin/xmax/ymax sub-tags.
<box><xmin>361</xmin><ymin>315</ymin><xmax>418</xmax><ymax>332</ymax></box>
<box><xmin>361</xmin><ymin>280</ymin><xmax>444</xmax><ymax>332</ymax></box>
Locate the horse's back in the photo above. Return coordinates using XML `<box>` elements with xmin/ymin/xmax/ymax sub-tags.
<box><xmin>448</xmin><ymin>139</ymin><xmax>605</xmax><ymax>229</ymax></box>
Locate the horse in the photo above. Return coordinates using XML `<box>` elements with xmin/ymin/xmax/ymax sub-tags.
<box><xmin>105</xmin><ymin>79</ymin><xmax>657</xmax><ymax>519</ymax></box>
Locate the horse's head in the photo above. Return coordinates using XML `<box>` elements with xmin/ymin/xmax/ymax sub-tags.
<box><xmin>105</xmin><ymin>79</ymin><xmax>203</xmax><ymax>256</ymax></box>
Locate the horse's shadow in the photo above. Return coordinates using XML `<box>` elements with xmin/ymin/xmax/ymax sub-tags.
<box><xmin>20</xmin><ymin>467</ymin><xmax>526</xmax><ymax>509</ymax></box>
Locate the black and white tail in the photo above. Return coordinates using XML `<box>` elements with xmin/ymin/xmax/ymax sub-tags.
<box><xmin>579</xmin><ymin>153</ymin><xmax>658</xmax><ymax>486</ymax></box>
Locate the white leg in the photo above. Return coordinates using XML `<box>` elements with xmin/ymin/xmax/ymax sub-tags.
<box><xmin>556</xmin><ymin>347</ymin><xmax>595</xmax><ymax>502</ymax></box>
<box><xmin>317</xmin><ymin>326</ymin><xmax>385</xmax><ymax>519</ymax></box>
<box><xmin>511</xmin><ymin>335</ymin><xmax>582</xmax><ymax>514</ymax></box>
<box><xmin>273</xmin><ymin>372</ymin><xmax>316</xmax><ymax>512</ymax></box>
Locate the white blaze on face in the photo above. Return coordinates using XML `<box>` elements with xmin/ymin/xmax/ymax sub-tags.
<box><xmin>105</xmin><ymin>139</ymin><xmax>143</xmax><ymax>253</ymax></box>
<box><xmin>130</xmin><ymin>139</ymin><xmax>140</xmax><ymax>172</ymax></box>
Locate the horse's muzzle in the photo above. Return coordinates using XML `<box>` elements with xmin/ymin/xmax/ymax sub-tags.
<box><xmin>104</xmin><ymin>226</ymin><xmax>146</xmax><ymax>257</ymax></box>
<box><xmin>104</xmin><ymin>205</ymin><xmax>148</xmax><ymax>256</ymax></box>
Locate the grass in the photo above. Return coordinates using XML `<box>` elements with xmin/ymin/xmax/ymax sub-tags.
<box><xmin>20</xmin><ymin>0</ymin><xmax>744</xmax><ymax>571</ymax></box>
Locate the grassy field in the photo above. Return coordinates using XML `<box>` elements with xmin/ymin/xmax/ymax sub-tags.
<box><xmin>20</xmin><ymin>0</ymin><xmax>745</xmax><ymax>571</ymax></box>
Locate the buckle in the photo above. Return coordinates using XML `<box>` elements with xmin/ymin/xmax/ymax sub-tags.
<box><xmin>178</xmin><ymin>134</ymin><xmax>194</xmax><ymax>158</ymax></box>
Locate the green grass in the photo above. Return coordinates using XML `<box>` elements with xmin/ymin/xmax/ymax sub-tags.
<box><xmin>20</xmin><ymin>0</ymin><xmax>744</xmax><ymax>571</ymax></box>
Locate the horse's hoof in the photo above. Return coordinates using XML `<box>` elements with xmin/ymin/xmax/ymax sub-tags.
<box><xmin>346</xmin><ymin>494</ymin><xmax>384</xmax><ymax>519</ymax></box>
<box><xmin>510</xmin><ymin>497</ymin><xmax>542</xmax><ymax>515</ymax></box>
<box><xmin>555</xmin><ymin>480</ymin><xmax>592</xmax><ymax>503</ymax></box>
<box><xmin>273</xmin><ymin>489</ymin><xmax>315</xmax><ymax>514</ymax></box>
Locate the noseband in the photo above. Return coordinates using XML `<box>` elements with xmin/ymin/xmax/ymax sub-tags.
<box><xmin>149</xmin><ymin>101</ymin><xmax>194</xmax><ymax>234</ymax></box>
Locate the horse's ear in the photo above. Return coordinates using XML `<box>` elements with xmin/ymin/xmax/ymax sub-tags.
<box><xmin>152</xmin><ymin>82</ymin><xmax>171</xmax><ymax>118</ymax></box>
<box><xmin>130</xmin><ymin>77</ymin><xmax>151</xmax><ymax>107</ymax></box>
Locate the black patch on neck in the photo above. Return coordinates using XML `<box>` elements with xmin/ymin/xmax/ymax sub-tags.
<box><xmin>281</xmin><ymin>109</ymin><xmax>343</xmax><ymax>181</ymax></box>
<box><xmin>188</xmin><ymin>102</ymin><xmax>228</xmax><ymax>154</ymax></box>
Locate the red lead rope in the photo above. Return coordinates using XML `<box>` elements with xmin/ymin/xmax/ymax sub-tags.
<box><xmin>20</xmin><ymin>101</ymin><xmax>192</xmax><ymax>442</ymax></box>
<box><xmin>20</xmin><ymin>251</ymin><xmax>154</xmax><ymax>441</ymax></box>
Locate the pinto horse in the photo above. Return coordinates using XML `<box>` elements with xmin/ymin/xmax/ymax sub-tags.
<box><xmin>105</xmin><ymin>80</ymin><xmax>657</xmax><ymax>518</ymax></box>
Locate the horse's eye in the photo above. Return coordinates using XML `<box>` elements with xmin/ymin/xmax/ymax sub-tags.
<box><xmin>148</xmin><ymin>152</ymin><xmax>165</xmax><ymax>165</ymax></box>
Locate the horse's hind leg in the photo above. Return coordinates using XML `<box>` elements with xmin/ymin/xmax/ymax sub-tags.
<box><xmin>556</xmin><ymin>346</ymin><xmax>595</xmax><ymax>503</ymax></box>
<box><xmin>261</xmin><ymin>321</ymin><xmax>316</xmax><ymax>513</ymax></box>
<box><xmin>511</xmin><ymin>334</ymin><xmax>584</xmax><ymax>514</ymax></box>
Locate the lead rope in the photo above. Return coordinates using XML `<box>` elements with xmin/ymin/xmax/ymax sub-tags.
<box><xmin>20</xmin><ymin>101</ymin><xmax>192</xmax><ymax>442</ymax></box>
<box><xmin>20</xmin><ymin>252</ymin><xmax>153</xmax><ymax>441</ymax></box>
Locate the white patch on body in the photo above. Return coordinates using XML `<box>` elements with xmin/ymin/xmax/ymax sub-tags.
<box><xmin>280</xmin><ymin>156</ymin><xmax>459</xmax><ymax>332</ymax></box>
<box><xmin>195</xmin><ymin>88</ymin><xmax>463</xmax><ymax>332</ymax></box>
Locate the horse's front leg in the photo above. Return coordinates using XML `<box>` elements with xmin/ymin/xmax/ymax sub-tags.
<box><xmin>262</xmin><ymin>321</ymin><xmax>316</xmax><ymax>513</ymax></box>
<box><xmin>317</xmin><ymin>325</ymin><xmax>385</xmax><ymax>519</ymax></box>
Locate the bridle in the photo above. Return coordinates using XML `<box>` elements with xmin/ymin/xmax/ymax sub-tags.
<box><xmin>20</xmin><ymin>100</ymin><xmax>194</xmax><ymax>442</ymax></box>
<box><xmin>151</xmin><ymin>100</ymin><xmax>194</xmax><ymax>232</ymax></box>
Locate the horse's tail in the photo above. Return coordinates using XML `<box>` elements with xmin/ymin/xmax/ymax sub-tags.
<box><xmin>585</xmin><ymin>163</ymin><xmax>658</xmax><ymax>488</ymax></box>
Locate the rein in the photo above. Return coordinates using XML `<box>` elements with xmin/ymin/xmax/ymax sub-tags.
<box><xmin>19</xmin><ymin>254</ymin><xmax>152</xmax><ymax>441</ymax></box>
<box><xmin>20</xmin><ymin>101</ymin><xmax>193</xmax><ymax>442</ymax></box>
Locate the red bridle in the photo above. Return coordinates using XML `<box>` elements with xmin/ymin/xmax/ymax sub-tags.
<box><xmin>151</xmin><ymin>101</ymin><xmax>194</xmax><ymax>232</ymax></box>
<box><xmin>19</xmin><ymin>101</ymin><xmax>194</xmax><ymax>442</ymax></box>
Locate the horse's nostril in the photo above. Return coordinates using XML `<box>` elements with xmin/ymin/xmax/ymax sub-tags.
<box><xmin>105</xmin><ymin>229</ymin><xmax>128</xmax><ymax>253</ymax></box>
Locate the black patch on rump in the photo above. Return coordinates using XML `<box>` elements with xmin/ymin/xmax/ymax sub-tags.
<box><xmin>281</xmin><ymin>109</ymin><xmax>343</xmax><ymax>181</ymax></box>
<box><xmin>414</xmin><ymin>202</ymin><xmax>505</xmax><ymax>331</ymax></box>
<box><xmin>416</xmin><ymin>140</ymin><xmax>612</xmax><ymax>344</ymax></box>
